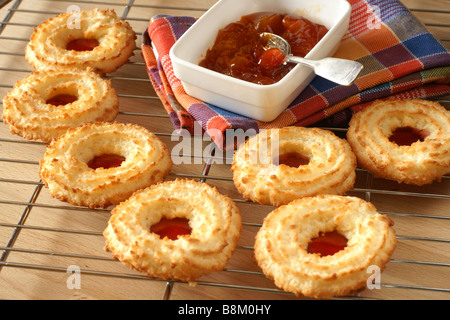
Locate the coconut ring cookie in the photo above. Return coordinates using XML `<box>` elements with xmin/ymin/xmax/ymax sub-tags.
<box><xmin>254</xmin><ymin>195</ymin><xmax>397</xmax><ymax>298</ymax></box>
<box><xmin>103</xmin><ymin>179</ymin><xmax>242</xmax><ymax>282</ymax></box>
<box><xmin>232</xmin><ymin>127</ymin><xmax>357</xmax><ymax>206</ymax></box>
<box><xmin>26</xmin><ymin>8</ymin><xmax>136</xmax><ymax>73</ymax></box>
<box><xmin>2</xmin><ymin>68</ymin><xmax>118</xmax><ymax>142</ymax></box>
<box><xmin>39</xmin><ymin>122</ymin><xmax>172</xmax><ymax>208</ymax></box>
<box><xmin>347</xmin><ymin>99</ymin><xmax>450</xmax><ymax>185</ymax></box>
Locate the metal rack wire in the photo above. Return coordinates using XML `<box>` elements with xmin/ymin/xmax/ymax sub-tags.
<box><xmin>0</xmin><ymin>0</ymin><xmax>449</xmax><ymax>300</ymax></box>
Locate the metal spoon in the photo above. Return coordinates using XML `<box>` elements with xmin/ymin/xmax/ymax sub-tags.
<box><xmin>261</xmin><ymin>32</ymin><xmax>363</xmax><ymax>86</ymax></box>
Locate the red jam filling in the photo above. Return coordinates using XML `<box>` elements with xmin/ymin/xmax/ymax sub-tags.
<box><xmin>46</xmin><ymin>94</ymin><xmax>78</xmax><ymax>106</ymax></box>
<box><xmin>87</xmin><ymin>154</ymin><xmax>125</xmax><ymax>170</ymax></box>
<box><xmin>274</xmin><ymin>152</ymin><xmax>310</xmax><ymax>167</ymax></box>
<box><xmin>199</xmin><ymin>12</ymin><xmax>328</xmax><ymax>85</ymax></box>
<box><xmin>307</xmin><ymin>231</ymin><xmax>348</xmax><ymax>257</ymax></box>
<box><xmin>66</xmin><ymin>38</ymin><xmax>99</xmax><ymax>51</ymax></box>
<box><xmin>151</xmin><ymin>218</ymin><xmax>192</xmax><ymax>240</ymax></box>
<box><xmin>389</xmin><ymin>126</ymin><xmax>428</xmax><ymax>146</ymax></box>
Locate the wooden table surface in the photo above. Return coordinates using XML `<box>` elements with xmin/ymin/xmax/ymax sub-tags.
<box><xmin>0</xmin><ymin>0</ymin><xmax>449</xmax><ymax>300</ymax></box>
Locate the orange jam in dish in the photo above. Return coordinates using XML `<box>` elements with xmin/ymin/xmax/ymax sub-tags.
<box><xmin>88</xmin><ymin>154</ymin><xmax>126</xmax><ymax>170</ymax></box>
<box><xmin>307</xmin><ymin>231</ymin><xmax>348</xmax><ymax>257</ymax></box>
<box><xmin>151</xmin><ymin>218</ymin><xmax>192</xmax><ymax>240</ymax></box>
<box><xmin>199</xmin><ymin>12</ymin><xmax>328</xmax><ymax>85</ymax></box>
<box><xmin>259</xmin><ymin>47</ymin><xmax>286</xmax><ymax>71</ymax></box>
<box><xmin>66</xmin><ymin>38</ymin><xmax>99</xmax><ymax>51</ymax></box>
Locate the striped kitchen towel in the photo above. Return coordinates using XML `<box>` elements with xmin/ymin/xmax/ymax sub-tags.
<box><xmin>141</xmin><ymin>0</ymin><xmax>450</xmax><ymax>148</ymax></box>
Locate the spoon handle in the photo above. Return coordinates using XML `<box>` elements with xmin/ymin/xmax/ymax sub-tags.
<box><xmin>286</xmin><ymin>55</ymin><xmax>315</xmax><ymax>67</ymax></box>
<box><xmin>287</xmin><ymin>56</ymin><xmax>363</xmax><ymax>86</ymax></box>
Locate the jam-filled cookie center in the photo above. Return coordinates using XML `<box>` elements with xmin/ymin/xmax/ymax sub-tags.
<box><xmin>66</xmin><ymin>37</ymin><xmax>99</xmax><ymax>51</ymax></box>
<box><xmin>389</xmin><ymin>126</ymin><xmax>429</xmax><ymax>146</ymax></box>
<box><xmin>87</xmin><ymin>154</ymin><xmax>126</xmax><ymax>170</ymax></box>
<box><xmin>307</xmin><ymin>231</ymin><xmax>348</xmax><ymax>257</ymax></box>
<box><xmin>151</xmin><ymin>217</ymin><xmax>192</xmax><ymax>240</ymax></box>
<box><xmin>46</xmin><ymin>94</ymin><xmax>78</xmax><ymax>106</ymax></box>
<box><xmin>46</xmin><ymin>84</ymin><xmax>79</xmax><ymax>106</ymax></box>
<box><xmin>274</xmin><ymin>152</ymin><xmax>310</xmax><ymax>168</ymax></box>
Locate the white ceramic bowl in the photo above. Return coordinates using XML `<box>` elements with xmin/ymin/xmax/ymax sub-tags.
<box><xmin>170</xmin><ymin>0</ymin><xmax>351</xmax><ymax>122</ymax></box>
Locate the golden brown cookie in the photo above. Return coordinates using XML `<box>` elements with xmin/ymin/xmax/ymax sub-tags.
<box><xmin>2</xmin><ymin>68</ymin><xmax>118</xmax><ymax>142</ymax></box>
<box><xmin>26</xmin><ymin>9</ymin><xmax>136</xmax><ymax>73</ymax></box>
<box><xmin>347</xmin><ymin>99</ymin><xmax>450</xmax><ymax>185</ymax></box>
<box><xmin>232</xmin><ymin>126</ymin><xmax>357</xmax><ymax>206</ymax></box>
<box><xmin>103</xmin><ymin>179</ymin><xmax>242</xmax><ymax>283</ymax></box>
<box><xmin>39</xmin><ymin>122</ymin><xmax>172</xmax><ymax>208</ymax></box>
<box><xmin>254</xmin><ymin>194</ymin><xmax>397</xmax><ymax>298</ymax></box>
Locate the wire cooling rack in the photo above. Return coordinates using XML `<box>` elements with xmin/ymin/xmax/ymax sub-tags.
<box><xmin>0</xmin><ymin>0</ymin><xmax>449</xmax><ymax>300</ymax></box>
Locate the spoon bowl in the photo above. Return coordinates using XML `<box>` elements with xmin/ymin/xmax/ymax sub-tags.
<box><xmin>261</xmin><ymin>32</ymin><xmax>363</xmax><ymax>86</ymax></box>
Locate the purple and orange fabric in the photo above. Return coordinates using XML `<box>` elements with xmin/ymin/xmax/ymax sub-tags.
<box><xmin>141</xmin><ymin>0</ymin><xmax>450</xmax><ymax>148</ymax></box>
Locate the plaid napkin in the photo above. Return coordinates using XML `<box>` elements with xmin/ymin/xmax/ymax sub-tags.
<box><xmin>142</xmin><ymin>0</ymin><xmax>450</xmax><ymax>148</ymax></box>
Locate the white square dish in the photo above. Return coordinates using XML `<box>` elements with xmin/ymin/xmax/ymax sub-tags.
<box><xmin>170</xmin><ymin>0</ymin><xmax>352</xmax><ymax>122</ymax></box>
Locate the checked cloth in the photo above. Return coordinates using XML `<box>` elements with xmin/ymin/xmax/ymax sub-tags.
<box><xmin>141</xmin><ymin>0</ymin><xmax>450</xmax><ymax>148</ymax></box>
